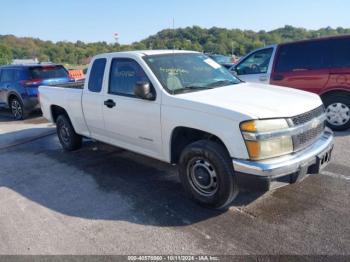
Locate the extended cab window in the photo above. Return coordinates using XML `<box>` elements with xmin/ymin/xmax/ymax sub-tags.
<box><xmin>109</xmin><ymin>58</ymin><xmax>149</xmax><ymax>97</ymax></box>
<box><xmin>88</xmin><ymin>58</ymin><xmax>106</xmax><ymax>92</ymax></box>
<box><xmin>275</xmin><ymin>41</ymin><xmax>327</xmax><ymax>72</ymax></box>
<box><xmin>236</xmin><ymin>48</ymin><xmax>273</xmax><ymax>75</ymax></box>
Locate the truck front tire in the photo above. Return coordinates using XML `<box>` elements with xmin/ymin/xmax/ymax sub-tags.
<box><xmin>179</xmin><ymin>140</ymin><xmax>238</xmax><ymax>209</ymax></box>
<box><xmin>56</xmin><ymin>115</ymin><xmax>82</xmax><ymax>151</ymax></box>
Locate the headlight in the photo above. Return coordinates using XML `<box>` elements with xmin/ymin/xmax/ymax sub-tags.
<box><xmin>240</xmin><ymin>119</ymin><xmax>289</xmax><ymax>132</ymax></box>
<box><xmin>240</xmin><ymin>119</ymin><xmax>293</xmax><ymax>160</ymax></box>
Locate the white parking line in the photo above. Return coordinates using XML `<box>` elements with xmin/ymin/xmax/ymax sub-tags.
<box><xmin>321</xmin><ymin>171</ymin><xmax>350</xmax><ymax>181</ymax></box>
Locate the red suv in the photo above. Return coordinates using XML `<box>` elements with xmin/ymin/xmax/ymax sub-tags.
<box><xmin>232</xmin><ymin>35</ymin><xmax>350</xmax><ymax>131</ymax></box>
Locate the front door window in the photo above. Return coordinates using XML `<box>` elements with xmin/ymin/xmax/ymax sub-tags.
<box><xmin>236</xmin><ymin>48</ymin><xmax>273</xmax><ymax>75</ymax></box>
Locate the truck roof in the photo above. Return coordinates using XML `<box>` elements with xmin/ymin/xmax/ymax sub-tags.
<box><xmin>94</xmin><ymin>49</ymin><xmax>199</xmax><ymax>59</ymax></box>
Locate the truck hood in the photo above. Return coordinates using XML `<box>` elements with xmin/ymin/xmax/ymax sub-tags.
<box><xmin>175</xmin><ymin>82</ymin><xmax>323</xmax><ymax>120</ymax></box>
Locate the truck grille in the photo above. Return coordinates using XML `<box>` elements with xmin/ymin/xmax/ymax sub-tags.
<box><xmin>291</xmin><ymin>106</ymin><xmax>325</xmax><ymax>151</ymax></box>
<box><xmin>291</xmin><ymin>105</ymin><xmax>325</xmax><ymax>125</ymax></box>
<box><xmin>293</xmin><ymin>122</ymin><xmax>325</xmax><ymax>151</ymax></box>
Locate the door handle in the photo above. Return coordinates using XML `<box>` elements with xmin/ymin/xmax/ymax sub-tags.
<box><xmin>104</xmin><ymin>99</ymin><xmax>116</xmax><ymax>108</ymax></box>
<box><xmin>273</xmin><ymin>74</ymin><xmax>284</xmax><ymax>81</ymax></box>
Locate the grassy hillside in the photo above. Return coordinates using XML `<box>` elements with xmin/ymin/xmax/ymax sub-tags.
<box><xmin>1</xmin><ymin>25</ymin><xmax>349</xmax><ymax>65</ymax></box>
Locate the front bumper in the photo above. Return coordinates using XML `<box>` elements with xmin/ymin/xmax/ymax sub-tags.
<box><xmin>233</xmin><ymin>128</ymin><xmax>334</xmax><ymax>191</ymax></box>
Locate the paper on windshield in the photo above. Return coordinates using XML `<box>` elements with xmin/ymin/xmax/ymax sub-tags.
<box><xmin>204</xmin><ymin>58</ymin><xmax>221</xmax><ymax>69</ymax></box>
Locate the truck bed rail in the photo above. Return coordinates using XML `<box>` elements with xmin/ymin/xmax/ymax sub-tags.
<box><xmin>46</xmin><ymin>81</ymin><xmax>85</xmax><ymax>89</ymax></box>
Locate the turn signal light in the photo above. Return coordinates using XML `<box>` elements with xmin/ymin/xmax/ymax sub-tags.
<box><xmin>240</xmin><ymin>121</ymin><xmax>257</xmax><ymax>132</ymax></box>
<box><xmin>245</xmin><ymin>141</ymin><xmax>260</xmax><ymax>159</ymax></box>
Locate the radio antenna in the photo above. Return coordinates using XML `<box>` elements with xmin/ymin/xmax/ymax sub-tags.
<box><xmin>171</xmin><ymin>17</ymin><xmax>176</xmax><ymax>95</ymax></box>
<box><xmin>172</xmin><ymin>17</ymin><xmax>175</xmax><ymax>51</ymax></box>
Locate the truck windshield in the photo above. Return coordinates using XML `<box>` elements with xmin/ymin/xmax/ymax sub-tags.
<box><xmin>144</xmin><ymin>53</ymin><xmax>241</xmax><ymax>94</ymax></box>
<box><xmin>29</xmin><ymin>65</ymin><xmax>69</xmax><ymax>79</ymax></box>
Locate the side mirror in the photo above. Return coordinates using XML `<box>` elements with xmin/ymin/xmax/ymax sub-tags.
<box><xmin>134</xmin><ymin>81</ymin><xmax>155</xmax><ymax>100</ymax></box>
<box><xmin>230</xmin><ymin>66</ymin><xmax>238</xmax><ymax>76</ymax></box>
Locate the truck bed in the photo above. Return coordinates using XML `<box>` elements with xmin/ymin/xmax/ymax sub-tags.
<box><xmin>39</xmin><ymin>83</ymin><xmax>88</xmax><ymax>137</ymax></box>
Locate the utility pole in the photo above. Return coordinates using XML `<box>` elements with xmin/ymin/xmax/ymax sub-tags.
<box><xmin>113</xmin><ymin>33</ymin><xmax>119</xmax><ymax>44</ymax></box>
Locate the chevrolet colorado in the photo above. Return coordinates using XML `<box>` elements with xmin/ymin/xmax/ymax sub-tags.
<box><xmin>39</xmin><ymin>50</ymin><xmax>334</xmax><ymax>209</ymax></box>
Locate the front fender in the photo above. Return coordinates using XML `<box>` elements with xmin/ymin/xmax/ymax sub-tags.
<box><xmin>162</xmin><ymin>106</ymin><xmax>249</xmax><ymax>162</ymax></box>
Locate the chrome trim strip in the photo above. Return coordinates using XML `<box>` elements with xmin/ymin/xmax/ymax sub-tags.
<box><xmin>242</xmin><ymin>114</ymin><xmax>326</xmax><ymax>141</ymax></box>
<box><xmin>233</xmin><ymin>128</ymin><xmax>333</xmax><ymax>177</ymax></box>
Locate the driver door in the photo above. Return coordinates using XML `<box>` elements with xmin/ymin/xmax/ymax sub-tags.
<box><xmin>235</xmin><ymin>47</ymin><xmax>274</xmax><ymax>84</ymax></box>
<box><xmin>102</xmin><ymin>58</ymin><xmax>162</xmax><ymax>159</ymax></box>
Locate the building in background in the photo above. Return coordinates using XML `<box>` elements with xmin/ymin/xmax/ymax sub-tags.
<box><xmin>12</xmin><ymin>58</ymin><xmax>39</xmax><ymax>65</ymax></box>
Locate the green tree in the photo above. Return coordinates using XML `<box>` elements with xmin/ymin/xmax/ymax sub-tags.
<box><xmin>1</xmin><ymin>25</ymin><xmax>350</xmax><ymax>65</ymax></box>
<box><xmin>0</xmin><ymin>44</ymin><xmax>12</xmax><ymax>65</ymax></box>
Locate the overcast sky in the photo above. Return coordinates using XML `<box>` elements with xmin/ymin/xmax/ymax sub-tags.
<box><xmin>0</xmin><ymin>0</ymin><xmax>349</xmax><ymax>44</ymax></box>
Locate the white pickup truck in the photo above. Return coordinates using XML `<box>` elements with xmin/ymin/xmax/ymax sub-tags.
<box><xmin>39</xmin><ymin>50</ymin><xmax>334</xmax><ymax>209</ymax></box>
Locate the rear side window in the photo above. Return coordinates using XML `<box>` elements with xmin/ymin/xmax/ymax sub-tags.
<box><xmin>29</xmin><ymin>65</ymin><xmax>69</xmax><ymax>79</ymax></box>
<box><xmin>88</xmin><ymin>58</ymin><xmax>106</xmax><ymax>93</ymax></box>
<box><xmin>275</xmin><ymin>41</ymin><xmax>328</xmax><ymax>72</ymax></box>
<box><xmin>0</xmin><ymin>69</ymin><xmax>15</xmax><ymax>82</ymax></box>
<box><xmin>109</xmin><ymin>58</ymin><xmax>149</xmax><ymax>97</ymax></box>
<box><xmin>330</xmin><ymin>38</ymin><xmax>350</xmax><ymax>68</ymax></box>
<box><xmin>13</xmin><ymin>69</ymin><xmax>26</xmax><ymax>81</ymax></box>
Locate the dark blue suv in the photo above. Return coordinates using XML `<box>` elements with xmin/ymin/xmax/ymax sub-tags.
<box><xmin>0</xmin><ymin>64</ymin><xmax>72</xmax><ymax>119</ymax></box>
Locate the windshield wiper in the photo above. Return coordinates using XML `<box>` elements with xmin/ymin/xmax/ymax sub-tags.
<box><xmin>206</xmin><ymin>80</ymin><xmax>237</xmax><ymax>88</ymax></box>
<box><xmin>173</xmin><ymin>85</ymin><xmax>213</xmax><ymax>94</ymax></box>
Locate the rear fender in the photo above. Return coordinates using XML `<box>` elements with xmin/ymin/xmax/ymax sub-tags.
<box><xmin>7</xmin><ymin>90</ymin><xmax>24</xmax><ymax>106</ymax></box>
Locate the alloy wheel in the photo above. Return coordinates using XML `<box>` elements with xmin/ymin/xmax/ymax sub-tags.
<box><xmin>11</xmin><ymin>99</ymin><xmax>23</xmax><ymax>119</ymax></box>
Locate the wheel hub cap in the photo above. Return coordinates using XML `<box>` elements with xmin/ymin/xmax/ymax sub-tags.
<box><xmin>326</xmin><ymin>103</ymin><xmax>350</xmax><ymax>126</ymax></box>
<box><xmin>60</xmin><ymin>124</ymin><xmax>70</xmax><ymax>143</ymax></box>
<box><xmin>188</xmin><ymin>159</ymin><xmax>218</xmax><ymax>196</ymax></box>
<box><xmin>194</xmin><ymin>166</ymin><xmax>211</xmax><ymax>187</ymax></box>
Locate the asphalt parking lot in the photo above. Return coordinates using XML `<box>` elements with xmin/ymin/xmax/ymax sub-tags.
<box><xmin>0</xmin><ymin>109</ymin><xmax>349</xmax><ymax>255</ymax></box>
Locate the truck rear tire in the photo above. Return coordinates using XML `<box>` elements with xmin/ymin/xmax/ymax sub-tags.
<box><xmin>56</xmin><ymin>115</ymin><xmax>82</xmax><ymax>151</ymax></box>
<box><xmin>323</xmin><ymin>93</ymin><xmax>350</xmax><ymax>131</ymax></box>
<box><xmin>179</xmin><ymin>140</ymin><xmax>238</xmax><ymax>209</ymax></box>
